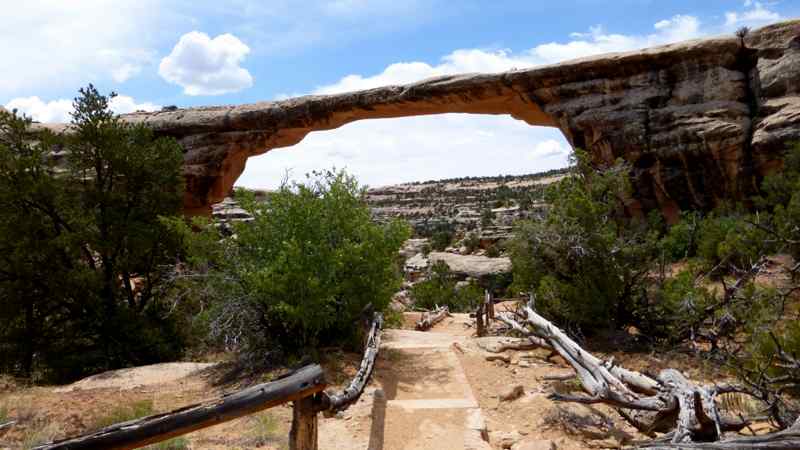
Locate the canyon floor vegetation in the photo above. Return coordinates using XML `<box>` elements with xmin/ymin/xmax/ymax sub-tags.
<box><xmin>509</xmin><ymin>145</ymin><xmax>800</xmax><ymax>433</ymax></box>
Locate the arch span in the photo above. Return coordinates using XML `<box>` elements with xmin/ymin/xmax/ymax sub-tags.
<box><xmin>92</xmin><ymin>20</ymin><xmax>800</xmax><ymax>216</ymax></box>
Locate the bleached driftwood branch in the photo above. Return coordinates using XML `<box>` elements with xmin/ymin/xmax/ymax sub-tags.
<box><xmin>495</xmin><ymin>307</ymin><xmax>788</xmax><ymax>446</ymax></box>
<box><xmin>320</xmin><ymin>312</ymin><xmax>383</xmax><ymax>415</ymax></box>
<box><xmin>416</xmin><ymin>306</ymin><xmax>448</xmax><ymax>331</ymax></box>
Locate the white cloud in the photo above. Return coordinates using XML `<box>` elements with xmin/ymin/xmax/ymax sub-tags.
<box><xmin>5</xmin><ymin>95</ymin><xmax>160</xmax><ymax>123</ymax></box>
<box><xmin>530</xmin><ymin>139</ymin><xmax>572</xmax><ymax>159</ymax></box>
<box><xmin>108</xmin><ymin>96</ymin><xmax>161</xmax><ymax>115</ymax></box>
<box><xmin>4</xmin><ymin>97</ymin><xmax>74</xmax><ymax>124</ymax></box>
<box><xmin>0</xmin><ymin>0</ymin><xmax>164</xmax><ymax>98</ymax></box>
<box><xmin>99</xmin><ymin>49</ymin><xmax>156</xmax><ymax>83</ymax></box>
<box><xmin>159</xmin><ymin>31</ymin><xmax>254</xmax><ymax>96</ymax></box>
<box><xmin>724</xmin><ymin>1</ymin><xmax>782</xmax><ymax>29</ymax></box>
<box><xmin>314</xmin><ymin>14</ymin><xmax>704</xmax><ymax>95</ymax></box>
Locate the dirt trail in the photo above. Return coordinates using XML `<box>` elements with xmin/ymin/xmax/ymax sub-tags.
<box><xmin>2</xmin><ymin>311</ymin><xmax>657</xmax><ymax>449</ymax></box>
<box><xmin>378</xmin><ymin>315</ymin><xmax>490</xmax><ymax>450</ymax></box>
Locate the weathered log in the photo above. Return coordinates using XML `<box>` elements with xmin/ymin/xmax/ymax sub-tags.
<box><xmin>321</xmin><ymin>313</ymin><xmax>382</xmax><ymax>414</ymax></box>
<box><xmin>497</xmin><ymin>308</ymin><xmax>763</xmax><ymax>445</ymax></box>
<box><xmin>290</xmin><ymin>396</ymin><xmax>318</xmax><ymax>450</ymax></box>
<box><xmin>415</xmin><ymin>306</ymin><xmax>448</xmax><ymax>331</ymax></box>
<box><xmin>34</xmin><ymin>364</ymin><xmax>327</xmax><ymax>450</ymax></box>
<box><xmin>640</xmin><ymin>419</ymin><xmax>800</xmax><ymax>448</ymax></box>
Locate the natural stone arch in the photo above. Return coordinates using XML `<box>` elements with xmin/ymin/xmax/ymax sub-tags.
<box><xmin>36</xmin><ymin>20</ymin><xmax>800</xmax><ymax>218</ymax></box>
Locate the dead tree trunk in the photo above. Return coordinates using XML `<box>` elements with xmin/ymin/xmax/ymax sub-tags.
<box><xmin>495</xmin><ymin>308</ymin><xmax>788</xmax><ymax>446</ymax></box>
<box><xmin>415</xmin><ymin>306</ymin><xmax>448</xmax><ymax>331</ymax></box>
<box><xmin>640</xmin><ymin>418</ymin><xmax>800</xmax><ymax>448</ymax></box>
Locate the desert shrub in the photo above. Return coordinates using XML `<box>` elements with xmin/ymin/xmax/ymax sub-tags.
<box><xmin>411</xmin><ymin>261</ymin><xmax>483</xmax><ymax>312</ymax></box>
<box><xmin>421</xmin><ymin>242</ymin><xmax>432</xmax><ymax>256</ymax></box>
<box><xmin>431</xmin><ymin>229</ymin><xmax>453</xmax><ymax>251</ymax></box>
<box><xmin>173</xmin><ymin>170</ymin><xmax>410</xmax><ymax>369</ymax></box>
<box><xmin>695</xmin><ymin>212</ymin><xmax>760</xmax><ymax>273</ymax></box>
<box><xmin>93</xmin><ymin>399</ymin><xmax>154</xmax><ymax>429</ymax></box>
<box><xmin>480</xmin><ymin>208</ymin><xmax>495</xmax><ymax>227</ymax></box>
<box><xmin>0</xmin><ymin>86</ymin><xmax>187</xmax><ymax>382</ymax></box>
<box><xmin>509</xmin><ymin>150</ymin><xmax>658</xmax><ymax>332</ymax></box>
<box><xmin>485</xmin><ymin>245</ymin><xmax>500</xmax><ymax>258</ymax></box>
<box><xmin>462</xmin><ymin>232</ymin><xmax>480</xmax><ymax>253</ymax></box>
<box><xmin>658</xmin><ymin>211</ymin><xmax>701</xmax><ymax>261</ymax></box>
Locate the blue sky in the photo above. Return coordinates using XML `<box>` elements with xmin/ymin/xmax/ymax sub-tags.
<box><xmin>3</xmin><ymin>1</ymin><xmax>797</xmax><ymax>189</ymax></box>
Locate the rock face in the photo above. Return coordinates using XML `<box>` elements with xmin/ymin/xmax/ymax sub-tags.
<box><xmin>37</xmin><ymin>20</ymin><xmax>800</xmax><ymax>218</ymax></box>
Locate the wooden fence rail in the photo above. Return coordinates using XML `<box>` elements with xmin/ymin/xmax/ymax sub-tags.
<box><xmin>31</xmin><ymin>312</ymin><xmax>385</xmax><ymax>450</ymax></box>
<box><xmin>320</xmin><ymin>312</ymin><xmax>383</xmax><ymax>414</ymax></box>
<box><xmin>33</xmin><ymin>364</ymin><xmax>326</xmax><ymax>450</ymax></box>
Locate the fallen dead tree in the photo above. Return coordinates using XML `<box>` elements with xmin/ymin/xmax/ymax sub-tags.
<box><xmin>640</xmin><ymin>418</ymin><xmax>800</xmax><ymax>449</ymax></box>
<box><xmin>415</xmin><ymin>305</ymin><xmax>449</xmax><ymax>331</ymax></box>
<box><xmin>319</xmin><ymin>312</ymin><xmax>383</xmax><ymax>414</ymax></box>
<box><xmin>497</xmin><ymin>306</ymin><xmax>800</xmax><ymax>447</ymax></box>
<box><xmin>32</xmin><ymin>364</ymin><xmax>327</xmax><ymax>450</ymax></box>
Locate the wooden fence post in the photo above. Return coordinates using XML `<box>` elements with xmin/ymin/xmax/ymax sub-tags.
<box><xmin>476</xmin><ymin>302</ymin><xmax>485</xmax><ymax>337</ymax></box>
<box><xmin>367</xmin><ymin>389</ymin><xmax>387</xmax><ymax>450</ymax></box>
<box><xmin>290</xmin><ymin>396</ymin><xmax>318</xmax><ymax>450</ymax></box>
<box><xmin>487</xmin><ymin>290</ymin><xmax>495</xmax><ymax>321</ymax></box>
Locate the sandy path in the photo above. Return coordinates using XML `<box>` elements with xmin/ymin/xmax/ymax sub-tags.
<box><xmin>378</xmin><ymin>316</ymin><xmax>491</xmax><ymax>450</ymax></box>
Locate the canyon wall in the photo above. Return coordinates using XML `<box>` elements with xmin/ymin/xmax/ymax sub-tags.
<box><xmin>42</xmin><ymin>20</ymin><xmax>800</xmax><ymax>217</ymax></box>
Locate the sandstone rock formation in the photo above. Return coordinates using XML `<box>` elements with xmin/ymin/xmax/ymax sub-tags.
<box><xmin>36</xmin><ymin>20</ymin><xmax>800</xmax><ymax>218</ymax></box>
<box><xmin>428</xmin><ymin>252</ymin><xmax>511</xmax><ymax>279</ymax></box>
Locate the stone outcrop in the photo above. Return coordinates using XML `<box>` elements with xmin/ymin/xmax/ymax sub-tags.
<box><xmin>37</xmin><ymin>20</ymin><xmax>800</xmax><ymax>217</ymax></box>
<box><xmin>428</xmin><ymin>252</ymin><xmax>511</xmax><ymax>279</ymax></box>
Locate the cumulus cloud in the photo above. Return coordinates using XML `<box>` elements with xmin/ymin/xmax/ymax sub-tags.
<box><xmin>0</xmin><ymin>0</ymin><xmax>163</xmax><ymax>98</ymax></box>
<box><xmin>530</xmin><ymin>139</ymin><xmax>572</xmax><ymax>159</ymax></box>
<box><xmin>5</xmin><ymin>95</ymin><xmax>160</xmax><ymax>123</ymax></box>
<box><xmin>4</xmin><ymin>97</ymin><xmax>74</xmax><ymax>124</ymax></box>
<box><xmin>159</xmin><ymin>31</ymin><xmax>254</xmax><ymax>96</ymax></box>
<box><xmin>314</xmin><ymin>14</ymin><xmax>704</xmax><ymax>95</ymax></box>
<box><xmin>724</xmin><ymin>1</ymin><xmax>782</xmax><ymax>29</ymax></box>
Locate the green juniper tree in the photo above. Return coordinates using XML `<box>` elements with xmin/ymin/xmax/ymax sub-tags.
<box><xmin>509</xmin><ymin>150</ymin><xmax>658</xmax><ymax>332</ymax></box>
<box><xmin>0</xmin><ymin>85</ymin><xmax>187</xmax><ymax>382</ymax></box>
<box><xmin>170</xmin><ymin>170</ymin><xmax>410</xmax><ymax>369</ymax></box>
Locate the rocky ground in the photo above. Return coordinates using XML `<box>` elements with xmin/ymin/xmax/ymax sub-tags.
<box><xmin>0</xmin><ymin>310</ymin><xmax>750</xmax><ymax>450</ymax></box>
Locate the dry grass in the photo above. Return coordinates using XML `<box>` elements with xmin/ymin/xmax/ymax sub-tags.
<box><xmin>244</xmin><ymin>411</ymin><xmax>284</xmax><ymax>447</ymax></box>
<box><xmin>143</xmin><ymin>436</ymin><xmax>190</xmax><ymax>449</ymax></box>
<box><xmin>19</xmin><ymin>421</ymin><xmax>63</xmax><ymax>449</ymax></box>
<box><xmin>92</xmin><ymin>399</ymin><xmax>155</xmax><ymax>430</ymax></box>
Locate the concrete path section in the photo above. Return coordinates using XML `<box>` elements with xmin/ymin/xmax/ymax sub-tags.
<box><xmin>379</xmin><ymin>327</ymin><xmax>491</xmax><ymax>450</ymax></box>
